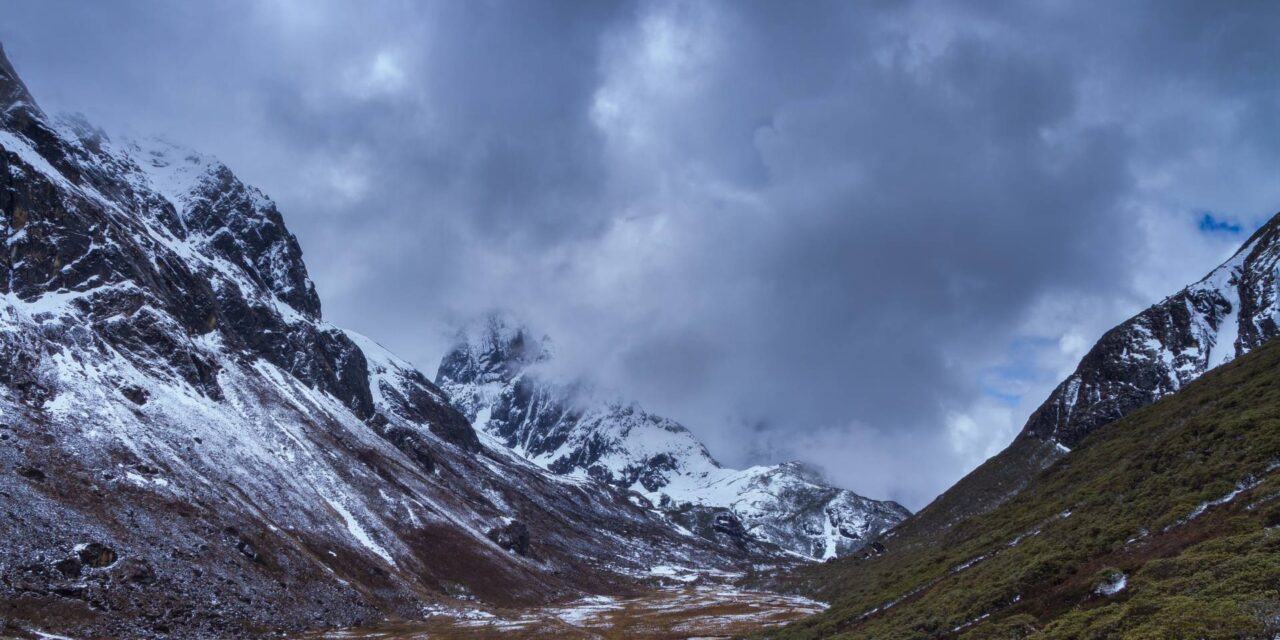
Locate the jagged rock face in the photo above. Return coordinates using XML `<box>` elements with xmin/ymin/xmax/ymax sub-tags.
<box><xmin>1026</xmin><ymin>219</ymin><xmax>1280</xmax><ymax>448</ymax></box>
<box><xmin>437</xmin><ymin>315</ymin><xmax>721</xmax><ymax>490</ymax></box>
<box><xmin>0</xmin><ymin>44</ymin><xmax>749</xmax><ymax>639</ymax></box>
<box><xmin>436</xmin><ymin>314</ymin><xmax>910</xmax><ymax>560</ymax></box>
<box><xmin>899</xmin><ymin>211</ymin><xmax>1280</xmax><ymax>541</ymax></box>
<box><xmin>659</xmin><ymin>462</ymin><xmax>914</xmax><ymax>560</ymax></box>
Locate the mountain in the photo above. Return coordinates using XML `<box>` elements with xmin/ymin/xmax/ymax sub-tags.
<box><xmin>768</xmin><ymin>213</ymin><xmax>1280</xmax><ymax>636</ymax></box>
<box><xmin>435</xmin><ymin>313</ymin><xmax>910</xmax><ymax>560</ymax></box>
<box><xmin>774</xmin><ymin>321</ymin><xmax>1280</xmax><ymax>639</ymax></box>
<box><xmin>898</xmin><ymin>214</ymin><xmax>1280</xmax><ymax>540</ymax></box>
<box><xmin>0</xmin><ymin>44</ymin><xmax>752</xmax><ymax>639</ymax></box>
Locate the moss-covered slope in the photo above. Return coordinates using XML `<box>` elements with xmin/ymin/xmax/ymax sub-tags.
<box><xmin>773</xmin><ymin>337</ymin><xmax>1280</xmax><ymax>639</ymax></box>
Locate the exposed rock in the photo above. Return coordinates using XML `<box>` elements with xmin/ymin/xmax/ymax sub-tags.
<box><xmin>486</xmin><ymin>521</ymin><xmax>531</xmax><ymax>556</ymax></box>
<box><xmin>0</xmin><ymin>42</ymin><xmax>40</xmax><ymax>119</ymax></box>
<box><xmin>54</xmin><ymin>556</ymin><xmax>81</xmax><ymax>578</ymax></box>
<box><xmin>0</xmin><ymin>44</ymin><xmax>758</xmax><ymax>639</ymax></box>
<box><xmin>1025</xmin><ymin>216</ymin><xmax>1280</xmax><ymax>448</ymax></box>
<box><xmin>901</xmin><ymin>210</ymin><xmax>1280</xmax><ymax>540</ymax></box>
<box><xmin>120</xmin><ymin>384</ymin><xmax>148</xmax><ymax>405</ymax></box>
<box><xmin>77</xmin><ymin>543</ymin><xmax>117</xmax><ymax>568</ymax></box>
<box><xmin>711</xmin><ymin>512</ymin><xmax>748</xmax><ymax>540</ymax></box>
<box><xmin>437</xmin><ymin>313</ymin><xmax>910</xmax><ymax>559</ymax></box>
<box><xmin>16</xmin><ymin>466</ymin><xmax>45</xmax><ymax>482</ymax></box>
<box><xmin>235</xmin><ymin>538</ymin><xmax>260</xmax><ymax>562</ymax></box>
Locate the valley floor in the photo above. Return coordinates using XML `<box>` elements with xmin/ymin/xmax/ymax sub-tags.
<box><xmin>296</xmin><ymin>582</ymin><xmax>825</xmax><ymax>639</ymax></box>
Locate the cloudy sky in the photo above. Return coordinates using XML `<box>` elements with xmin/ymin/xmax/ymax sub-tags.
<box><xmin>5</xmin><ymin>1</ymin><xmax>1278</xmax><ymax>508</ymax></box>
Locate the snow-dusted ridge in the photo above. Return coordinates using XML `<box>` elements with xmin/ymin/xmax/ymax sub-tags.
<box><xmin>1026</xmin><ymin>218</ymin><xmax>1280</xmax><ymax>449</ymax></box>
<box><xmin>0</xmin><ymin>43</ymin><xmax>757</xmax><ymax>639</ymax></box>
<box><xmin>904</xmin><ymin>207</ymin><xmax>1280</xmax><ymax>541</ymax></box>
<box><xmin>436</xmin><ymin>313</ymin><xmax>910</xmax><ymax>560</ymax></box>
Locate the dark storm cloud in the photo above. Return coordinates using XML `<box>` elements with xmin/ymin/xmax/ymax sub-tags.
<box><xmin>4</xmin><ymin>0</ymin><xmax>1279</xmax><ymax>507</ymax></box>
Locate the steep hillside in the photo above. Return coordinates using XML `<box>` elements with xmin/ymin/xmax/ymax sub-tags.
<box><xmin>0</xmin><ymin>44</ymin><xmax>749</xmax><ymax>639</ymax></box>
<box><xmin>901</xmin><ymin>212</ymin><xmax>1280</xmax><ymax>540</ymax></box>
<box><xmin>773</xmin><ymin>332</ymin><xmax>1280</xmax><ymax>639</ymax></box>
<box><xmin>436</xmin><ymin>314</ymin><xmax>909</xmax><ymax>560</ymax></box>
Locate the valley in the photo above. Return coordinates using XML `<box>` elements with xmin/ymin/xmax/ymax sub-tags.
<box><xmin>2</xmin><ymin>6</ymin><xmax>1279</xmax><ymax>636</ymax></box>
<box><xmin>774</xmin><ymin>336</ymin><xmax>1280</xmax><ymax>639</ymax></box>
<box><xmin>301</xmin><ymin>579</ymin><xmax>825</xmax><ymax>639</ymax></box>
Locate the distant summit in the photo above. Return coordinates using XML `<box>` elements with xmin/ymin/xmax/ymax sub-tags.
<box><xmin>437</xmin><ymin>312</ymin><xmax>910</xmax><ymax>559</ymax></box>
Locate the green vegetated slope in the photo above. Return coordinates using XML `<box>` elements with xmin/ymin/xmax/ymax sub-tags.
<box><xmin>772</xmin><ymin>338</ymin><xmax>1280</xmax><ymax>639</ymax></box>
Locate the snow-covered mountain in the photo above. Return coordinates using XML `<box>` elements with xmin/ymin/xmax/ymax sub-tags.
<box><xmin>1025</xmin><ymin>220</ymin><xmax>1280</xmax><ymax>447</ymax></box>
<box><xmin>0</xmin><ymin>44</ymin><xmax>756</xmax><ymax>639</ymax></box>
<box><xmin>436</xmin><ymin>314</ymin><xmax>910</xmax><ymax>560</ymax></box>
<box><xmin>903</xmin><ymin>212</ymin><xmax>1280</xmax><ymax>537</ymax></box>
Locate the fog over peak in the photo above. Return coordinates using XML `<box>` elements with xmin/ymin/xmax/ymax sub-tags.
<box><xmin>5</xmin><ymin>0</ymin><xmax>1276</xmax><ymax>508</ymax></box>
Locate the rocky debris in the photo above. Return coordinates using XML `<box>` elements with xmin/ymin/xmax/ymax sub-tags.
<box><xmin>486</xmin><ymin>521</ymin><xmax>531</xmax><ymax>556</ymax></box>
<box><xmin>380</xmin><ymin>425</ymin><xmax>437</xmax><ymax>472</ymax></box>
<box><xmin>120</xmin><ymin>384</ymin><xmax>149</xmax><ymax>405</ymax></box>
<box><xmin>77</xmin><ymin>542</ymin><xmax>118</xmax><ymax>568</ymax></box>
<box><xmin>235</xmin><ymin>538</ymin><xmax>260</xmax><ymax>562</ymax></box>
<box><xmin>436</xmin><ymin>313</ymin><xmax>910</xmax><ymax>560</ymax></box>
<box><xmin>53</xmin><ymin>557</ymin><xmax>81</xmax><ymax>578</ymax></box>
<box><xmin>857</xmin><ymin>541</ymin><xmax>886</xmax><ymax>560</ymax></box>
<box><xmin>16</xmin><ymin>465</ymin><xmax>45</xmax><ymax>482</ymax></box>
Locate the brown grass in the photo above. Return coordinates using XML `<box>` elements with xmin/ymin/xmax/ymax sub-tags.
<box><xmin>293</xmin><ymin>584</ymin><xmax>825</xmax><ymax>640</ymax></box>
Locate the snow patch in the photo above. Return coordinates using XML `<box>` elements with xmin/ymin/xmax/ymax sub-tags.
<box><xmin>1095</xmin><ymin>572</ymin><xmax>1128</xmax><ymax>596</ymax></box>
<box><xmin>324</xmin><ymin>497</ymin><xmax>397</xmax><ymax>567</ymax></box>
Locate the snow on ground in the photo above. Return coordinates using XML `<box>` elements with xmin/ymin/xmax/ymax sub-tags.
<box><xmin>1095</xmin><ymin>572</ymin><xmax>1128</xmax><ymax>596</ymax></box>
<box><xmin>302</xmin><ymin>579</ymin><xmax>827</xmax><ymax>639</ymax></box>
<box><xmin>1169</xmin><ymin>459</ymin><xmax>1280</xmax><ymax>530</ymax></box>
<box><xmin>324</xmin><ymin>497</ymin><xmax>397</xmax><ymax>567</ymax></box>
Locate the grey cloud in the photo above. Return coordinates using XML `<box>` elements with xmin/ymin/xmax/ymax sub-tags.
<box><xmin>4</xmin><ymin>0</ymin><xmax>1279</xmax><ymax>508</ymax></box>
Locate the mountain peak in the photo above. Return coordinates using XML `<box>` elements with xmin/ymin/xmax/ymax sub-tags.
<box><xmin>435</xmin><ymin>312</ymin><xmax>910</xmax><ymax>560</ymax></box>
<box><xmin>439</xmin><ymin>311</ymin><xmax>553</xmax><ymax>386</ymax></box>
<box><xmin>1232</xmin><ymin>210</ymin><xmax>1280</xmax><ymax>259</ymax></box>
<box><xmin>901</xmin><ymin>208</ymin><xmax>1280</xmax><ymax>542</ymax></box>
<box><xmin>0</xmin><ymin>42</ymin><xmax>41</xmax><ymax>120</ymax></box>
<box><xmin>0</xmin><ymin>47</ymin><xmax>757</xmax><ymax>637</ymax></box>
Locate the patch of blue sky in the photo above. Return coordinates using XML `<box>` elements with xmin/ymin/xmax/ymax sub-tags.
<box><xmin>979</xmin><ymin>336</ymin><xmax>1060</xmax><ymax>407</ymax></box>
<box><xmin>1198</xmin><ymin>212</ymin><xmax>1242</xmax><ymax>234</ymax></box>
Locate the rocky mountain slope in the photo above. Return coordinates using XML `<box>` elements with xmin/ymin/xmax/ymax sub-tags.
<box><xmin>435</xmin><ymin>314</ymin><xmax>910</xmax><ymax>560</ymax></box>
<box><xmin>775</xmin><ymin>323</ymin><xmax>1280</xmax><ymax>639</ymax></box>
<box><xmin>0</xmin><ymin>44</ymin><xmax>753</xmax><ymax>639</ymax></box>
<box><xmin>898</xmin><ymin>213</ymin><xmax>1280</xmax><ymax>540</ymax></box>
